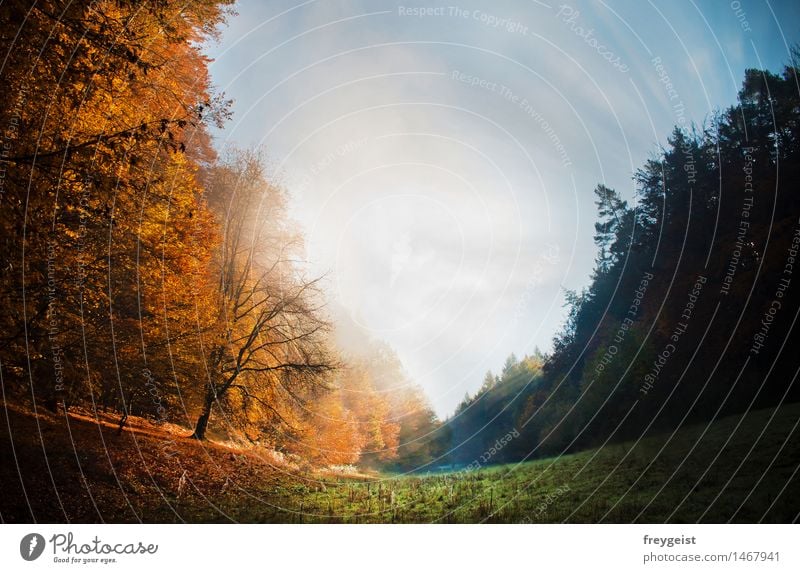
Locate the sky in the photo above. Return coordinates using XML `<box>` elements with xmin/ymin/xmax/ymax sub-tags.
<box><xmin>204</xmin><ymin>0</ymin><xmax>799</xmax><ymax>417</ymax></box>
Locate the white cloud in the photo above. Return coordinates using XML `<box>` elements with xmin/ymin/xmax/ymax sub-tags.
<box><xmin>207</xmin><ymin>0</ymin><xmax>794</xmax><ymax>415</ymax></box>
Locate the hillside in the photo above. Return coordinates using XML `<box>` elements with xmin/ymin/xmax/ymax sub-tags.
<box><xmin>2</xmin><ymin>401</ymin><xmax>797</xmax><ymax>523</ymax></box>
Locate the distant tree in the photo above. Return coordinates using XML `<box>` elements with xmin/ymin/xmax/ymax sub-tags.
<box><xmin>593</xmin><ymin>184</ymin><xmax>629</xmax><ymax>273</ymax></box>
<box><xmin>502</xmin><ymin>353</ymin><xmax>519</xmax><ymax>377</ymax></box>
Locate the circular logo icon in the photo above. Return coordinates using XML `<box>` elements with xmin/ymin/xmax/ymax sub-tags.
<box><xmin>20</xmin><ymin>533</ymin><xmax>46</xmax><ymax>561</ymax></box>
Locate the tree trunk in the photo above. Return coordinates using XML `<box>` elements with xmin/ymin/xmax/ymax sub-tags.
<box><xmin>191</xmin><ymin>389</ymin><xmax>214</xmax><ymax>440</ymax></box>
<box><xmin>117</xmin><ymin>410</ymin><xmax>128</xmax><ymax>435</ymax></box>
<box><xmin>117</xmin><ymin>398</ymin><xmax>133</xmax><ymax>435</ymax></box>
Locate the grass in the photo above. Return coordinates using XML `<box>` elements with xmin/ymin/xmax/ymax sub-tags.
<box><xmin>1</xmin><ymin>401</ymin><xmax>798</xmax><ymax>523</ymax></box>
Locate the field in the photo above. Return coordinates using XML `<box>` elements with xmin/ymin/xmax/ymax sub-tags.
<box><xmin>1</xmin><ymin>402</ymin><xmax>798</xmax><ymax>523</ymax></box>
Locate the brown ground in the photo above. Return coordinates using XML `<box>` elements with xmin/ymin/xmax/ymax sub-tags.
<box><xmin>0</xmin><ymin>403</ymin><xmax>320</xmax><ymax>523</ymax></box>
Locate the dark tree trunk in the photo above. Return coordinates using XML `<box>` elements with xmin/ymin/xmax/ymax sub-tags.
<box><xmin>191</xmin><ymin>389</ymin><xmax>215</xmax><ymax>440</ymax></box>
<box><xmin>117</xmin><ymin>398</ymin><xmax>133</xmax><ymax>435</ymax></box>
<box><xmin>116</xmin><ymin>411</ymin><xmax>128</xmax><ymax>435</ymax></box>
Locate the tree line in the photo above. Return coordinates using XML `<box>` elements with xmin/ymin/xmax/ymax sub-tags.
<box><xmin>0</xmin><ymin>0</ymin><xmax>438</xmax><ymax>470</ymax></box>
<box><xmin>3</xmin><ymin>1</ymin><xmax>797</xmax><ymax>474</ymax></box>
<box><xmin>435</xmin><ymin>56</ymin><xmax>800</xmax><ymax>466</ymax></box>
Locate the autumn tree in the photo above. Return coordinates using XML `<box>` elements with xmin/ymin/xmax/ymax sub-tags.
<box><xmin>191</xmin><ymin>151</ymin><xmax>335</xmax><ymax>440</ymax></box>
<box><xmin>337</xmin><ymin>362</ymin><xmax>400</xmax><ymax>466</ymax></box>
<box><xmin>335</xmin><ymin>340</ymin><xmax>440</xmax><ymax>470</ymax></box>
<box><xmin>0</xmin><ymin>0</ymin><xmax>231</xmax><ymax>417</ymax></box>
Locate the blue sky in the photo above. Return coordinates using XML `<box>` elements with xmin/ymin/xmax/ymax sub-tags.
<box><xmin>205</xmin><ymin>0</ymin><xmax>799</xmax><ymax>416</ymax></box>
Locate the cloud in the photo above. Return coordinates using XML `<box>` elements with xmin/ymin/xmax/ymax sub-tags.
<box><xmin>207</xmin><ymin>0</ymin><xmax>798</xmax><ymax>416</ymax></box>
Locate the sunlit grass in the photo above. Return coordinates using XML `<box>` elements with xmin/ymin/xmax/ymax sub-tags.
<box><xmin>236</xmin><ymin>402</ymin><xmax>799</xmax><ymax>523</ymax></box>
<box><xmin>2</xmin><ymin>402</ymin><xmax>796</xmax><ymax>523</ymax></box>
